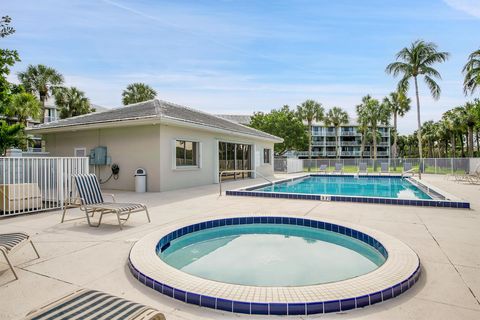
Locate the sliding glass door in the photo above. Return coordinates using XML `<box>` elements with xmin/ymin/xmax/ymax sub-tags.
<box><xmin>219</xmin><ymin>142</ymin><xmax>252</xmax><ymax>180</ymax></box>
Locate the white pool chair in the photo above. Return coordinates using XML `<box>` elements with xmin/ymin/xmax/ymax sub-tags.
<box><xmin>62</xmin><ymin>174</ymin><xmax>151</xmax><ymax>230</ymax></box>
<box><xmin>333</xmin><ymin>163</ymin><xmax>343</xmax><ymax>174</ymax></box>
<box><xmin>0</xmin><ymin>232</ymin><xmax>40</xmax><ymax>280</ymax></box>
<box><xmin>358</xmin><ymin>162</ymin><xmax>368</xmax><ymax>175</ymax></box>
<box><xmin>380</xmin><ymin>162</ymin><xmax>389</xmax><ymax>175</ymax></box>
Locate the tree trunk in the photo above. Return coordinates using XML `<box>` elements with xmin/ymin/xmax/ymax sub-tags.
<box><xmin>414</xmin><ymin>76</ymin><xmax>423</xmax><ymax>179</ymax></box>
<box><xmin>460</xmin><ymin>134</ymin><xmax>465</xmax><ymax>157</ymax></box>
<box><xmin>468</xmin><ymin>126</ymin><xmax>474</xmax><ymax>157</ymax></box>
<box><xmin>373</xmin><ymin>126</ymin><xmax>377</xmax><ymax>160</ymax></box>
<box><xmin>451</xmin><ymin>134</ymin><xmax>456</xmax><ymax>158</ymax></box>
<box><xmin>308</xmin><ymin>121</ymin><xmax>312</xmax><ymax>159</ymax></box>
<box><xmin>392</xmin><ymin>113</ymin><xmax>398</xmax><ymax>158</ymax></box>
<box><xmin>40</xmin><ymin>94</ymin><xmax>46</xmax><ymax>124</ymax></box>
<box><xmin>476</xmin><ymin>129</ymin><xmax>480</xmax><ymax>155</ymax></box>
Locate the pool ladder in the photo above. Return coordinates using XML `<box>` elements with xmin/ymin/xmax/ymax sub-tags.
<box><xmin>219</xmin><ymin>170</ymin><xmax>273</xmax><ymax>196</ymax></box>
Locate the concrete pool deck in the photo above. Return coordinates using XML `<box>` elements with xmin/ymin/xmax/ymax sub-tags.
<box><xmin>0</xmin><ymin>174</ymin><xmax>479</xmax><ymax>319</ymax></box>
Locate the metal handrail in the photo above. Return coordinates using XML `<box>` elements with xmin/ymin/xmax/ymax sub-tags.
<box><xmin>401</xmin><ymin>168</ymin><xmax>416</xmax><ymax>178</ymax></box>
<box><xmin>219</xmin><ymin>170</ymin><xmax>273</xmax><ymax>196</ymax></box>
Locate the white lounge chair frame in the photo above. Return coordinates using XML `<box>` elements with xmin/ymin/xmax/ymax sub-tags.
<box><xmin>62</xmin><ymin>174</ymin><xmax>151</xmax><ymax>230</ymax></box>
<box><xmin>0</xmin><ymin>232</ymin><xmax>40</xmax><ymax>280</ymax></box>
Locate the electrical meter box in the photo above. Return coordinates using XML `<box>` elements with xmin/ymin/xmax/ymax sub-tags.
<box><xmin>89</xmin><ymin>146</ymin><xmax>108</xmax><ymax>165</ymax></box>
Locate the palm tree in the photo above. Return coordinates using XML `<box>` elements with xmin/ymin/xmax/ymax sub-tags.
<box><xmin>386</xmin><ymin>40</ymin><xmax>449</xmax><ymax>178</ymax></box>
<box><xmin>437</xmin><ymin>119</ymin><xmax>451</xmax><ymax>157</ymax></box>
<box><xmin>17</xmin><ymin>64</ymin><xmax>64</xmax><ymax>123</ymax></box>
<box><xmin>122</xmin><ymin>83</ymin><xmax>157</xmax><ymax>105</ymax></box>
<box><xmin>296</xmin><ymin>100</ymin><xmax>324</xmax><ymax>159</ymax></box>
<box><xmin>324</xmin><ymin>107</ymin><xmax>349</xmax><ymax>159</ymax></box>
<box><xmin>421</xmin><ymin>120</ymin><xmax>438</xmax><ymax>158</ymax></box>
<box><xmin>463</xmin><ymin>49</ymin><xmax>480</xmax><ymax>96</ymax></box>
<box><xmin>6</xmin><ymin>93</ymin><xmax>42</xmax><ymax>126</ymax></box>
<box><xmin>54</xmin><ymin>87</ymin><xmax>93</xmax><ymax>119</ymax></box>
<box><xmin>458</xmin><ymin>102</ymin><xmax>479</xmax><ymax>157</ymax></box>
<box><xmin>382</xmin><ymin>91</ymin><xmax>411</xmax><ymax>158</ymax></box>
<box><xmin>356</xmin><ymin>95</ymin><xmax>390</xmax><ymax>159</ymax></box>
<box><xmin>0</xmin><ymin>121</ymin><xmax>23</xmax><ymax>155</ymax></box>
<box><xmin>441</xmin><ymin>111</ymin><xmax>457</xmax><ymax>157</ymax></box>
<box><xmin>356</xmin><ymin>95</ymin><xmax>372</xmax><ymax>159</ymax></box>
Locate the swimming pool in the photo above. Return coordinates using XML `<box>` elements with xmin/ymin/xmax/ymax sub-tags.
<box><xmin>159</xmin><ymin>224</ymin><xmax>386</xmax><ymax>286</ymax></box>
<box><xmin>256</xmin><ymin>175</ymin><xmax>431</xmax><ymax>199</ymax></box>
<box><xmin>227</xmin><ymin>174</ymin><xmax>470</xmax><ymax>208</ymax></box>
<box><xmin>129</xmin><ymin>215</ymin><xmax>421</xmax><ymax>315</ymax></box>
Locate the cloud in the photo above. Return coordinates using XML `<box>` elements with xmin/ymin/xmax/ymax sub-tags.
<box><xmin>443</xmin><ymin>0</ymin><xmax>480</xmax><ymax>18</ymax></box>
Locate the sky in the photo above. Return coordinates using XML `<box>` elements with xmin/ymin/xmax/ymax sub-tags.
<box><xmin>2</xmin><ymin>0</ymin><xmax>480</xmax><ymax>134</ymax></box>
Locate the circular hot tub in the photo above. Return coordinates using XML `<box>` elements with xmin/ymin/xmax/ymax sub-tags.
<box><xmin>129</xmin><ymin>215</ymin><xmax>420</xmax><ymax>315</ymax></box>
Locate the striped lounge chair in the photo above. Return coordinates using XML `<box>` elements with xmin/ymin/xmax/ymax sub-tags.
<box><xmin>25</xmin><ymin>289</ymin><xmax>166</xmax><ymax>320</ymax></box>
<box><xmin>62</xmin><ymin>174</ymin><xmax>150</xmax><ymax>230</ymax></box>
<box><xmin>0</xmin><ymin>232</ymin><xmax>40</xmax><ymax>280</ymax></box>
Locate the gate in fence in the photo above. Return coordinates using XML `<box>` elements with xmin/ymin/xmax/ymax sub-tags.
<box><xmin>0</xmin><ymin>157</ymin><xmax>89</xmax><ymax>217</ymax></box>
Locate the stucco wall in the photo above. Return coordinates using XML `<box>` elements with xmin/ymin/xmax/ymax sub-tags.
<box><xmin>43</xmin><ymin>123</ymin><xmax>275</xmax><ymax>192</ymax></box>
<box><xmin>159</xmin><ymin>124</ymin><xmax>274</xmax><ymax>191</ymax></box>
<box><xmin>43</xmin><ymin>125</ymin><xmax>161</xmax><ymax>191</ymax></box>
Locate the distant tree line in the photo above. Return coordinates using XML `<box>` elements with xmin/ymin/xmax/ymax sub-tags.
<box><xmin>250</xmin><ymin>40</ymin><xmax>480</xmax><ymax>170</ymax></box>
<box><xmin>0</xmin><ymin>16</ymin><xmax>158</xmax><ymax>154</ymax></box>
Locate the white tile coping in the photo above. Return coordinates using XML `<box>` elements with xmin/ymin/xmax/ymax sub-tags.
<box><xmin>129</xmin><ymin>213</ymin><xmax>420</xmax><ymax>304</ymax></box>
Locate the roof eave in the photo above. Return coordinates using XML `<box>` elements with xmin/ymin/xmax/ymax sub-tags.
<box><xmin>26</xmin><ymin>116</ymin><xmax>160</xmax><ymax>134</ymax></box>
<box><xmin>160</xmin><ymin>116</ymin><xmax>284</xmax><ymax>143</ymax></box>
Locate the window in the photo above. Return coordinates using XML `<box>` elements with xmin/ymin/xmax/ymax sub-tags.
<box><xmin>176</xmin><ymin>140</ymin><xmax>198</xmax><ymax>166</ymax></box>
<box><xmin>74</xmin><ymin>147</ymin><xmax>86</xmax><ymax>157</ymax></box>
<box><xmin>263</xmin><ymin>148</ymin><xmax>271</xmax><ymax>164</ymax></box>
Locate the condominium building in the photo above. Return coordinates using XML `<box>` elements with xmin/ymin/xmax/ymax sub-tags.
<box><xmin>296</xmin><ymin>120</ymin><xmax>391</xmax><ymax>158</ymax></box>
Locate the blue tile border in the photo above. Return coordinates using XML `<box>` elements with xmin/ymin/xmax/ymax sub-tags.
<box><xmin>131</xmin><ymin>216</ymin><xmax>421</xmax><ymax>315</ymax></box>
<box><xmin>226</xmin><ymin>174</ymin><xmax>470</xmax><ymax>209</ymax></box>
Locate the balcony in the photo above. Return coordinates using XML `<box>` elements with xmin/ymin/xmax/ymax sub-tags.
<box><xmin>325</xmin><ymin>131</ymin><xmax>336</xmax><ymax>136</ymax></box>
<box><xmin>296</xmin><ymin>151</ymin><xmax>326</xmax><ymax>157</ymax></box>
<box><xmin>340</xmin><ymin>141</ymin><xmax>359</xmax><ymax>146</ymax></box>
<box><xmin>326</xmin><ymin>151</ymin><xmax>337</xmax><ymax>157</ymax></box>
<box><xmin>325</xmin><ymin>141</ymin><xmax>337</xmax><ymax>146</ymax></box>
<box><xmin>340</xmin><ymin>131</ymin><xmax>359</xmax><ymax>136</ymax></box>
<box><xmin>341</xmin><ymin>151</ymin><xmax>361</xmax><ymax>156</ymax></box>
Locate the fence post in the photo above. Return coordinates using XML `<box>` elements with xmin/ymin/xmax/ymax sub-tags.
<box><xmin>435</xmin><ymin>158</ymin><xmax>437</xmax><ymax>174</ymax></box>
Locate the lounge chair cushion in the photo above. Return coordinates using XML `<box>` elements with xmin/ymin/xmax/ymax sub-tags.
<box><xmin>86</xmin><ymin>202</ymin><xmax>146</xmax><ymax>213</ymax></box>
<box><xmin>25</xmin><ymin>289</ymin><xmax>166</xmax><ymax>320</ymax></box>
<box><xmin>0</xmin><ymin>232</ymin><xmax>29</xmax><ymax>253</ymax></box>
<box><xmin>74</xmin><ymin>174</ymin><xmax>104</xmax><ymax>205</ymax></box>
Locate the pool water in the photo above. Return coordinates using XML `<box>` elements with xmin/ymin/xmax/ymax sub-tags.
<box><xmin>255</xmin><ymin>176</ymin><xmax>431</xmax><ymax>200</ymax></box>
<box><xmin>159</xmin><ymin>224</ymin><xmax>386</xmax><ymax>286</ymax></box>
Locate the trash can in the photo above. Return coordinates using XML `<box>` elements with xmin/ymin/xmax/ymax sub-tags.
<box><xmin>134</xmin><ymin>168</ymin><xmax>146</xmax><ymax>193</ymax></box>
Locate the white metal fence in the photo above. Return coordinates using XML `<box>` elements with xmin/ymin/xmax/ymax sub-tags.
<box><xmin>0</xmin><ymin>157</ymin><xmax>89</xmax><ymax>217</ymax></box>
<box><xmin>275</xmin><ymin>158</ymin><xmax>473</xmax><ymax>174</ymax></box>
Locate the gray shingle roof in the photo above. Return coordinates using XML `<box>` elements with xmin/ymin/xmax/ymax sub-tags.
<box><xmin>29</xmin><ymin>99</ymin><xmax>282</xmax><ymax>141</ymax></box>
<box><xmin>216</xmin><ymin>114</ymin><xmax>252</xmax><ymax>125</ymax></box>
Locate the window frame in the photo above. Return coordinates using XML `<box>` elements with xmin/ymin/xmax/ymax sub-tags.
<box><xmin>263</xmin><ymin>148</ymin><xmax>271</xmax><ymax>164</ymax></box>
<box><xmin>74</xmin><ymin>147</ymin><xmax>87</xmax><ymax>157</ymax></box>
<box><xmin>173</xmin><ymin>139</ymin><xmax>201</xmax><ymax>169</ymax></box>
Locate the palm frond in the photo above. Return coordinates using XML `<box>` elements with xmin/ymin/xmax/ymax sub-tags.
<box><xmin>424</xmin><ymin>75</ymin><xmax>441</xmax><ymax>100</ymax></box>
